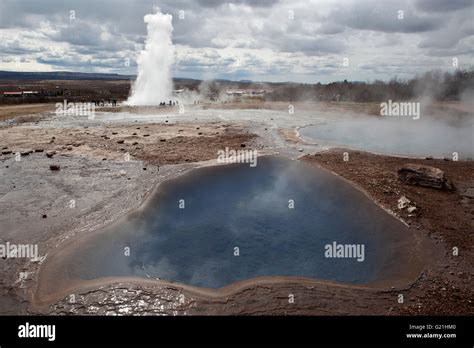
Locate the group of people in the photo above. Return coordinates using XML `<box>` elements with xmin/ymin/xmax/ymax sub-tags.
<box><xmin>90</xmin><ymin>99</ymin><xmax>180</xmax><ymax>107</ymax></box>
<box><xmin>159</xmin><ymin>100</ymin><xmax>179</xmax><ymax>107</ymax></box>
<box><xmin>91</xmin><ymin>99</ymin><xmax>117</xmax><ymax>107</ymax></box>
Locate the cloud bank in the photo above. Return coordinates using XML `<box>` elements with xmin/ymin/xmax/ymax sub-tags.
<box><xmin>0</xmin><ymin>0</ymin><xmax>472</xmax><ymax>83</ymax></box>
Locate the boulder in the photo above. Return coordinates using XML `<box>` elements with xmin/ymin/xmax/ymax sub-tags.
<box><xmin>398</xmin><ymin>196</ymin><xmax>411</xmax><ymax>209</ymax></box>
<box><xmin>398</xmin><ymin>163</ymin><xmax>454</xmax><ymax>191</ymax></box>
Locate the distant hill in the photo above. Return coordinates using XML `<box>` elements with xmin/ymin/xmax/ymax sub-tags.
<box><xmin>0</xmin><ymin>71</ymin><xmax>136</xmax><ymax>80</ymax></box>
<box><xmin>0</xmin><ymin>71</ymin><xmax>206</xmax><ymax>83</ymax></box>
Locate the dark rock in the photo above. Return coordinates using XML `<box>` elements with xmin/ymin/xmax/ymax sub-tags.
<box><xmin>398</xmin><ymin>164</ymin><xmax>454</xmax><ymax>191</ymax></box>
<box><xmin>49</xmin><ymin>164</ymin><xmax>60</xmax><ymax>171</ymax></box>
<box><xmin>444</xmin><ymin>179</ymin><xmax>456</xmax><ymax>191</ymax></box>
<box><xmin>35</xmin><ymin>149</ymin><xmax>44</xmax><ymax>152</ymax></box>
<box><xmin>241</xmin><ymin>143</ymin><xmax>246</xmax><ymax>148</ymax></box>
<box><xmin>2</xmin><ymin>150</ymin><xmax>12</xmax><ymax>155</ymax></box>
<box><xmin>46</xmin><ymin>151</ymin><xmax>56</xmax><ymax>158</ymax></box>
<box><xmin>117</xmin><ymin>139</ymin><xmax>125</xmax><ymax>144</ymax></box>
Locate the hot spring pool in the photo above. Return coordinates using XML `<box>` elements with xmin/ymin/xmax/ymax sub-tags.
<box><xmin>52</xmin><ymin>156</ymin><xmax>414</xmax><ymax>288</ymax></box>
<box><xmin>299</xmin><ymin>116</ymin><xmax>474</xmax><ymax>159</ymax></box>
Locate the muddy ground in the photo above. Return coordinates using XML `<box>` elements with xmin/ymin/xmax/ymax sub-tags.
<box><xmin>0</xmin><ymin>101</ymin><xmax>472</xmax><ymax>315</ymax></box>
<box><xmin>40</xmin><ymin>151</ymin><xmax>473</xmax><ymax>316</ymax></box>
<box><xmin>304</xmin><ymin>150</ymin><xmax>473</xmax><ymax>315</ymax></box>
<box><xmin>0</xmin><ymin>111</ymin><xmax>259</xmax><ymax>314</ymax></box>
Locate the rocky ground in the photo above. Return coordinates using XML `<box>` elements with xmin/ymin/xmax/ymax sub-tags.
<box><xmin>43</xmin><ymin>150</ymin><xmax>473</xmax><ymax>316</ymax></box>
<box><xmin>304</xmin><ymin>149</ymin><xmax>473</xmax><ymax>315</ymax></box>
<box><xmin>0</xmin><ymin>109</ymin><xmax>259</xmax><ymax>314</ymax></box>
<box><xmin>0</xmin><ymin>101</ymin><xmax>472</xmax><ymax>316</ymax></box>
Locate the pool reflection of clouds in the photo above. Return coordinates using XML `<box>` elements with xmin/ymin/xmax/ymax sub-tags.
<box><xmin>63</xmin><ymin>156</ymin><xmax>410</xmax><ymax>288</ymax></box>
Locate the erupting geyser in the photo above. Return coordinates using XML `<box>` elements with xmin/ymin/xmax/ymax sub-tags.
<box><xmin>126</xmin><ymin>7</ymin><xmax>174</xmax><ymax>105</ymax></box>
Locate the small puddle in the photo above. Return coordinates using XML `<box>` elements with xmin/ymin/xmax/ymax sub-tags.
<box><xmin>39</xmin><ymin>156</ymin><xmax>427</xmax><ymax>294</ymax></box>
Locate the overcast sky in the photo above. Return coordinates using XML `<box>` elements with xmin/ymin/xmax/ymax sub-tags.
<box><xmin>0</xmin><ymin>0</ymin><xmax>473</xmax><ymax>83</ymax></box>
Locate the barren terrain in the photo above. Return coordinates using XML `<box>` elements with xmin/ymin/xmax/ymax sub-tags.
<box><xmin>0</xmin><ymin>100</ymin><xmax>472</xmax><ymax>316</ymax></box>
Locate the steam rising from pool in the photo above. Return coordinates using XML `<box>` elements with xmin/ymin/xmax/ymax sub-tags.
<box><xmin>299</xmin><ymin>114</ymin><xmax>474</xmax><ymax>159</ymax></box>
<box><xmin>126</xmin><ymin>7</ymin><xmax>174</xmax><ymax>106</ymax></box>
<box><xmin>48</xmin><ymin>157</ymin><xmax>418</xmax><ymax>288</ymax></box>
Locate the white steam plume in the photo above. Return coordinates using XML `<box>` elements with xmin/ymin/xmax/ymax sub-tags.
<box><xmin>126</xmin><ymin>7</ymin><xmax>174</xmax><ymax>105</ymax></box>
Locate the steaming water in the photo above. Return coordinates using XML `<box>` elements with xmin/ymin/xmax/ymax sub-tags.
<box><xmin>300</xmin><ymin>116</ymin><xmax>474</xmax><ymax>159</ymax></box>
<box><xmin>126</xmin><ymin>8</ymin><xmax>174</xmax><ymax>105</ymax></box>
<box><xmin>59</xmin><ymin>157</ymin><xmax>410</xmax><ymax>288</ymax></box>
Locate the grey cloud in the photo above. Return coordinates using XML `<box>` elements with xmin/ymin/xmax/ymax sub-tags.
<box><xmin>415</xmin><ymin>0</ymin><xmax>473</xmax><ymax>12</ymax></box>
<box><xmin>332</xmin><ymin>3</ymin><xmax>441</xmax><ymax>33</ymax></box>
<box><xmin>0</xmin><ymin>0</ymin><xmax>472</xmax><ymax>82</ymax></box>
<box><xmin>195</xmin><ymin>0</ymin><xmax>279</xmax><ymax>8</ymax></box>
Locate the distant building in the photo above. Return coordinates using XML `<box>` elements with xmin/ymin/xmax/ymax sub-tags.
<box><xmin>3</xmin><ymin>91</ymin><xmax>39</xmax><ymax>97</ymax></box>
<box><xmin>3</xmin><ymin>91</ymin><xmax>23</xmax><ymax>97</ymax></box>
<box><xmin>226</xmin><ymin>89</ymin><xmax>267</xmax><ymax>97</ymax></box>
